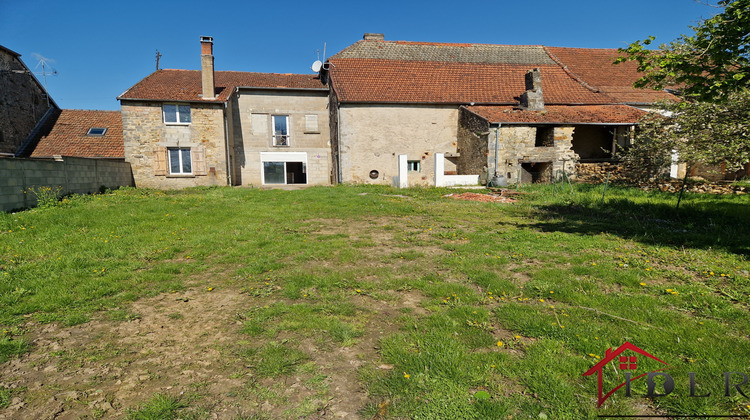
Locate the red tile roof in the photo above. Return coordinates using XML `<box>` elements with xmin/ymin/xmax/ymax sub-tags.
<box><xmin>544</xmin><ymin>47</ymin><xmax>679</xmax><ymax>104</ymax></box>
<box><xmin>465</xmin><ymin>104</ymin><xmax>648</xmax><ymax>125</ymax></box>
<box><xmin>329</xmin><ymin>59</ymin><xmax>615</xmax><ymax>105</ymax></box>
<box><xmin>118</xmin><ymin>70</ymin><xmax>326</xmax><ymax>103</ymax></box>
<box><xmin>30</xmin><ymin>110</ymin><xmax>124</xmax><ymax>158</ymax></box>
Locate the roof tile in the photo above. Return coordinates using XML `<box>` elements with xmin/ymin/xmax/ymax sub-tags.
<box><xmin>118</xmin><ymin>70</ymin><xmax>325</xmax><ymax>103</ymax></box>
<box><xmin>30</xmin><ymin>110</ymin><xmax>124</xmax><ymax>158</ymax></box>
<box><xmin>466</xmin><ymin>104</ymin><xmax>648</xmax><ymax>124</ymax></box>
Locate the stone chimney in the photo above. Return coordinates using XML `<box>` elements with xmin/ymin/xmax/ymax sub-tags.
<box><xmin>519</xmin><ymin>68</ymin><xmax>544</xmax><ymax>111</ymax></box>
<box><xmin>363</xmin><ymin>33</ymin><xmax>385</xmax><ymax>41</ymax></box>
<box><xmin>200</xmin><ymin>36</ymin><xmax>215</xmax><ymax>100</ymax></box>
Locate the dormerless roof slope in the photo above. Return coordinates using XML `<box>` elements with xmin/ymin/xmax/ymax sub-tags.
<box><xmin>545</xmin><ymin>47</ymin><xmax>679</xmax><ymax>104</ymax></box>
<box><xmin>328</xmin><ymin>39</ymin><xmax>675</xmax><ymax>105</ymax></box>
<box><xmin>118</xmin><ymin>70</ymin><xmax>326</xmax><ymax>103</ymax></box>
<box><xmin>30</xmin><ymin>110</ymin><xmax>124</xmax><ymax>159</ymax></box>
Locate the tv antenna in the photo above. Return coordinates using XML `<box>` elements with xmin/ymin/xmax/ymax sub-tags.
<box><xmin>311</xmin><ymin>42</ymin><xmax>326</xmax><ymax>73</ymax></box>
<box><xmin>32</xmin><ymin>53</ymin><xmax>57</xmax><ymax>106</ymax></box>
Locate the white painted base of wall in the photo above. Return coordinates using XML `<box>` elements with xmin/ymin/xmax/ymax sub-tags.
<box><xmin>434</xmin><ymin>153</ymin><xmax>480</xmax><ymax>187</ymax></box>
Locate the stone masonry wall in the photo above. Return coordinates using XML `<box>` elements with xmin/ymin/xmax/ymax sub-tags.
<box><xmin>493</xmin><ymin>125</ymin><xmax>577</xmax><ymax>184</ymax></box>
<box><xmin>0</xmin><ymin>49</ymin><xmax>55</xmax><ymax>155</ymax></box>
<box><xmin>231</xmin><ymin>90</ymin><xmax>331</xmax><ymax>186</ymax></box>
<box><xmin>457</xmin><ymin>108</ymin><xmax>489</xmax><ymax>176</ymax></box>
<box><xmin>339</xmin><ymin>104</ymin><xmax>458</xmax><ymax>186</ymax></box>
<box><xmin>0</xmin><ymin>157</ymin><xmax>133</xmax><ymax>212</ymax></box>
<box><xmin>121</xmin><ymin>101</ymin><xmax>228</xmax><ymax>189</ymax></box>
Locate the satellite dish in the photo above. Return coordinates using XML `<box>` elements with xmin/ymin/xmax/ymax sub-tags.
<box><xmin>311</xmin><ymin>60</ymin><xmax>323</xmax><ymax>72</ymax></box>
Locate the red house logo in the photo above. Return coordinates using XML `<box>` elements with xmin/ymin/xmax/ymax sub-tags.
<box><xmin>582</xmin><ymin>342</ymin><xmax>670</xmax><ymax>407</ymax></box>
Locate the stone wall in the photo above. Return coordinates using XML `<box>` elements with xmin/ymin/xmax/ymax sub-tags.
<box><xmin>0</xmin><ymin>48</ymin><xmax>56</xmax><ymax>155</ymax></box>
<box><xmin>0</xmin><ymin>157</ymin><xmax>133</xmax><ymax>212</ymax></box>
<box><xmin>575</xmin><ymin>162</ymin><xmax>627</xmax><ymax>183</ymax></box>
<box><xmin>231</xmin><ymin>89</ymin><xmax>331</xmax><ymax>186</ymax></box>
<box><xmin>457</xmin><ymin>108</ymin><xmax>489</xmax><ymax>176</ymax></box>
<box><xmin>491</xmin><ymin>125</ymin><xmax>577</xmax><ymax>184</ymax></box>
<box><xmin>121</xmin><ymin>101</ymin><xmax>228</xmax><ymax>189</ymax></box>
<box><xmin>338</xmin><ymin>104</ymin><xmax>458</xmax><ymax>186</ymax></box>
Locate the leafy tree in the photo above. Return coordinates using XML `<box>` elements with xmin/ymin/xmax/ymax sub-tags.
<box><xmin>617</xmin><ymin>0</ymin><xmax>750</xmax><ymax>178</ymax></box>
<box><xmin>618</xmin><ymin>0</ymin><xmax>749</xmax><ymax>102</ymax></box>
<box><xmin>621</xmin><ymin>92</ymin><xmax>750</xmax><ymax>178</ymax></box>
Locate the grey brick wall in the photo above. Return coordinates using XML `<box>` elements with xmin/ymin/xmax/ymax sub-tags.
<box><xmin>0</xmin><ymin>157</ymin><xmax>133</xmax><ymax>212</ymax></box>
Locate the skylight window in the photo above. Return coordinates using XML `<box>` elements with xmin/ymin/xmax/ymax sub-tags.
<box><xmin>87</xmin><ymin>127</ymin><xmax>107</xmax><ymax>136</ymax></box>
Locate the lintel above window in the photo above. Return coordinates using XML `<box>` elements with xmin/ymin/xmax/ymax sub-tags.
<box><xmin>86</xmin><ymin>127</ymin><xmax>107</xmax><ymax>136</ymax></box>
<box><xmin>163</xmin><ymin>104</ymin><xmax>191</xmax><ymax>124</ymax></box>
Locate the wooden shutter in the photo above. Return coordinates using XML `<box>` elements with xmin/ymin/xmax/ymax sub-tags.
<box><xmin>193</xmin><ymin>148</ymin><xmax>207</xmax><ymax>176</ymax></box>
<box><xmin>154</xmin><ymin>147</ymin><xmax>167</xmax><ymax>176</ymax></box>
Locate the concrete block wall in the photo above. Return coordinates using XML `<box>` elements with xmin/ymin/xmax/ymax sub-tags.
<box><xmin>0</xmin><ymin>157</ymin><xmax>133</xmax><ymax>212</ymax></box>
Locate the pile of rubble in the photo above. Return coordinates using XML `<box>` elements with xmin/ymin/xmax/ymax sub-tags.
<box><xmin>639</xmin><ymin>180</ymin><xmax>748</xmax><ymax>195</ymax></box>
<box><xmin>444</xmin><ymin>192</ymin><xmax>518</xmax><ymax>203</ymax></box>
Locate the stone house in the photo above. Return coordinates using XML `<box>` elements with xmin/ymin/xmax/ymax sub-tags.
<box><xmin>117</xmin><ymin>35</ymin><xmax>678</xmax><ymax>189</ymax></box>
<box><xmin>0</xmin><ymin>45</ymin><xmax>60</xmax><ymax>157</ymax></box>
<box><xmin>323</xmin><ymin>35</ymin><xmax>677</xmax><ymax>185</ymax></box>
<box><xmin>117</xmin><ymin>37</ymin><xmax>330</xmax><ymax>189</ymax></box>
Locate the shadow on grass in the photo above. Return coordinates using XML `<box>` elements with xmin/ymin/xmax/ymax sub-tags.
<box><xmin>517</xmin><ymin>196</ymin><xmax>750</xmax><ymax>257</ymax></box>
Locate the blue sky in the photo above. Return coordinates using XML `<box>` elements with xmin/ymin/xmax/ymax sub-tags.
<box><xmin>1</xmin><ymin>0</ymin><xmax>719</xmax><ymax>111</ymax></box>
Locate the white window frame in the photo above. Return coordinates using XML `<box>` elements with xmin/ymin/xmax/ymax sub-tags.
<box><xmin>163</xmin><ymin>104</ymin><xmax>191</xmax><ymax>125</ymax></box>
<box><xmin>272</xmin><ymin>115</ymin><xmax>290</xmax><ymax>146</ymax></box>
<box><xmin>168</xmin><ymin>147</ymin><xmax>193</xmax><ymax>175</ymax></box>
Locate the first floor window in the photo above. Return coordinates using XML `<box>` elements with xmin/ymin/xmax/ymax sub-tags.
<box><xmin>163</xmin><ymin>104</ymin><xmax>191</xmax><ymax>124</ymax></box>
<box><xmin>272</xmin><ymin>115</ymin><xmax>289</xmax><ymax>146</ymax></box>
<box><xmin>407</xmin><ymin>160</ymin><xmax>421</xmax><ymax>172</ymax></box>
<box><xmin>168</xmin><ymin>147</ymin><xmax>192</xmax><ymax>174</ymax></box>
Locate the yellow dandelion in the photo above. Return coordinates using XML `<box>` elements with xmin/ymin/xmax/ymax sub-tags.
<box><xmin>497</xmin><ymin>341</ymin><xmax>504</xmax><ymax>347</ymax></box>
<box><xmin>403</xmin><ymin>372</ymin><xmax>410</xmax><ymax>379</ymax></box>
<box><xmin>639</xmin><ymin>282</ymin><xmax>646</xmax><ymax>286</ymax></box>
<box><xmin>207</xmin><ymin>287</ymin><xmax>214</xmax><ymax>291</ymax></box>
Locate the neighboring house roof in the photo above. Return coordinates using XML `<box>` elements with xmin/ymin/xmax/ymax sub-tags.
<box><xmin>328</xmin><ymin>39</ymin><xmax>674</xmax><ymax>106</ymax></box>
<box><xmin>328</xmin><ymin>59</ymin><xmax>614</xmax><ymax>105</ymax></box>
<box><xmin>118</xmin><ymin>70</ymin><xmax>326</xmax><ymax>103</ymax></box>
<box><xmin>30</xmin><ymin>110</ymin><xmax>124</xmax><ymax>159</ymax></box>
<box><xmin>544</xmin><ymin>47</ymin><xmax>679</xmax><ymax>104</ymax></box>
<box><xmin>332</xmin><ymin>40</ymin><xmax>558</xmax><ymax>65</ymax></box>
<box><xmin>466</xmin><ymin>104</ymin><xmax>648</xmax><ymax>125</ymax></box>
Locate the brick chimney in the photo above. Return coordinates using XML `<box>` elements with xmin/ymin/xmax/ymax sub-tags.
<box><xmin>519</xmin><ymin>68</ymin><xmax>544</xmax><ymax>111</ymax></box>
<box><xmin>363</xmin><ymin>33</ymin><xmax>385</xmax><ymax>41</ymax></box>
<box><xmin>200</xmin><ymin>36</ymin><xmax>215</xmax><ymax>100</ymax></box>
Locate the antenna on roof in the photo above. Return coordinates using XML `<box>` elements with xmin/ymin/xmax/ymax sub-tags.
<box><xmin>311</xmin><ymin>42</ymin><xmax>327</xmax><ymax>73</ymax></box>
<box><xmin>156</xmin><ymin>50</ymin><xmax>162</xmax><ymax>71</ymax></box>
<box><xmin>31</xmin><ymin>53</ymin><xmax>57</xmax><ymax>107</ymax></box>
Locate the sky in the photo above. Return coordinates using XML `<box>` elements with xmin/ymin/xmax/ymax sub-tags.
<box><xmin>0</xmin><ymin>0</ymin><xmax>721</xmax><ymax>111</ymax></box>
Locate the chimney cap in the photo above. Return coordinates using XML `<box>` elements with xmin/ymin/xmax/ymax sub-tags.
<box><xmin>363</xmin><ymin>33</ymin><xmax>384</xmax><ymax>41</ymax></box>
<box><xmin>200</xmin><ymin>36</ymin><xmax>213</xmax><ymax>43</ymax></box>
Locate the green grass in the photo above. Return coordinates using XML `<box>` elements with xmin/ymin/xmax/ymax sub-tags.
<box><xmin>1</xmin><ymin>184</ymin><xmax>749</xmax><ymax>418</ymax></box>
<box><xmin>126</xmin><ymin>393</ymin><xmax>186</xmax><ymax>420</ymax></box>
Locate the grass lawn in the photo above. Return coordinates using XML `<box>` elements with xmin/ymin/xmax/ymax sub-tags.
<box><xmin>0</xmin><ymin>183</ymin><xmax>748</xmax><ymax>419</ymax></box>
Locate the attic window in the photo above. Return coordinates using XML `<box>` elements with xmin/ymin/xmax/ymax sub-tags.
<box><xmin>87</xmin><ymin>127</ymin><xmax>107</xmax><ymax>136</ymax></box>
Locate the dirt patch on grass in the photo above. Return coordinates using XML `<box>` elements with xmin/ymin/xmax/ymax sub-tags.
<box><xmin>0</xmin><ymin>284</ymin><xmax>430</xmax><ymax>419</ymax></box>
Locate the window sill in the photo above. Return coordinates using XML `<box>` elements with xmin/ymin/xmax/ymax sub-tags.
<box><xmin>165</xmin><ymin>123</ymin><xmax>191</xmax><ymax>126</ymax></box>
<box><xmin>166</xmin><ymin>174</ymin><xmax>196</xmax><ymax>178</ymax></box>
